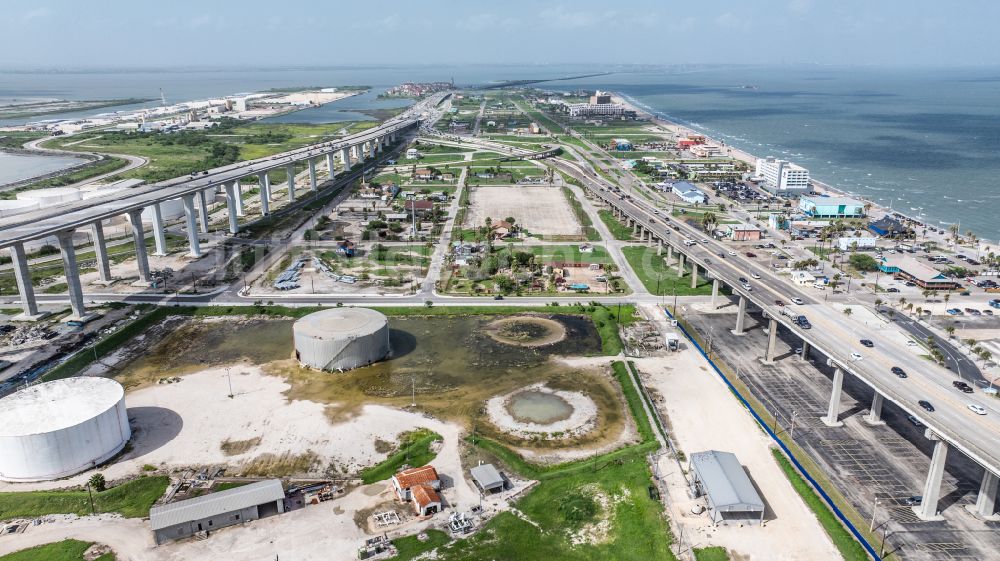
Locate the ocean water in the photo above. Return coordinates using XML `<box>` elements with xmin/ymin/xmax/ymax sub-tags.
<box><xmin>0</xmin><ymin>151</ymin><xmax>86</xmax><ymax>184</ymax></box>
<box><xmin>1</xmin><ymin>64</ymin><xmax>997</xmax><ymax>237</ymax></box>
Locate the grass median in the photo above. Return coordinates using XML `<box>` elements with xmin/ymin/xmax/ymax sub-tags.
<box><xmin>0</xmin><ymin>539</ymin><xmax>114</xmax><ymax>561</ymax></box>
<box><xmin>620</xmin><ymin>246</ymin><xmax>714</xmax><ymax>296</ymax></box>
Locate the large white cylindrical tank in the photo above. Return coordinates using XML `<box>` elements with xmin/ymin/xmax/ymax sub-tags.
<box><xmin>0</xmin><ymin>377</ymin><xmax>131</xmax><ymax>482</ymax></box>
<box><xmin>139</xmin><ymin>198</ymin><xmax>184</xmax><ymax>222</ymax></box>
<box><xmin>294</xmin><ymin>308</ymin><xmax>391</xmax><ymax>371</ymax></box>
<box><xmin>16</xmin><ymin>187</ymin><xmax>82</xmax><ymax>206</ymax></box>
<box><xmin>0</xmin><ymin>199</ymin><xmax>40</xmax><ymax>218</ymax></box>
<box><xmin>79</xmin><ymin>185</ymin><xmax>126</xmax><ymax>201</ymax></box>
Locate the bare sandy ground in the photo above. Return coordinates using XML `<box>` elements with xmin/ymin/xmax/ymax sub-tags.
<box><xmin>635</xmin><ymin>349</ymin><xmax>843</xmax><ymax>561</ymax></box>
<box><xmin>486</xmin><ymin>383</ymin><xmax>597</xmax><ymax>439</ymax></box>
<box><xmin>465</xmin><ymin>185</ymin><xmax>581</xmax><ymax>236</ymax></box>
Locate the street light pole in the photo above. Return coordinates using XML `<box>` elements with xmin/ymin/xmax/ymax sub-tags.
<box><xmin>870</xmin><ymin>497</ymin><xmax>880</xmax><ymax>532</ymax></box>
<box><xmin>226</xmin><ymin>367</ymin><xmax>233</xmax><ymax>399</ymax></box>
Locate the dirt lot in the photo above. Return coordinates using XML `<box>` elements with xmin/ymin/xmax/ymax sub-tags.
<box><xmin>632</xmin><ymin>322</ymin><xmax>841</xmax><ymax>560</ymax></box>
<box><xmin>465</xmin><ymin>186</ymin><xmax>581</xmax><ymax>237</ymax></box>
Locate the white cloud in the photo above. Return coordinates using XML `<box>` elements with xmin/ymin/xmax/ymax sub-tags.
<box><xmin>21</xmin><ymin>7</ymin><xmax>51</xmax><ymax>23</ymax></box>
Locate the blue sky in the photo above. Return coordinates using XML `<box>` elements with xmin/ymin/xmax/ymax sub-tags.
<box><xmin>2</xmin><ymin>0</ymin><xmax>999</xmax><ymax>68</ymax></box>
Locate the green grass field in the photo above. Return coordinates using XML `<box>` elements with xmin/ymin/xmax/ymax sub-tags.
<box><xmin>360</xmin><ymin>429</ymin><xmax>443</xmax><ymax>484</ymax></box>
<box><xmin>598</xmin><ymin>210</ymin><xmax>635</xmax><ymax>240</ymax></box>
<box><xmin>0</xmin><ymin>476</ymin><xmax>168</xmax><ymax>520</ymax></box>
<box><xmin>0</xmin><ymin>540</ymin><xmax>114</xmax><ymax>561</ymax></box>
<box><xmin>693</xmin><ymin>546</ymin><xmax>730</xmax><ymax>561</ymax></box>
<box><xmin>521</xmin><ymin>244</ymin><xmax>611</xmax><ymax>264</ymax></box>
<box><xmin>620</xmin><ymin>246</ymin><xmax>714</xmax><ymax>296</ymax></box>
<box><xmin>389</xmin><ymin>529</ymin><xmax>452</xmax><ymax>560</ymax></box>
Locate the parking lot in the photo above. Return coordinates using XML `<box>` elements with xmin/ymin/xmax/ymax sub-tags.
<box><xmin>681</xmin><ymin>304</ymin><xmax>1000</xmax><ymax>561</ymax></box>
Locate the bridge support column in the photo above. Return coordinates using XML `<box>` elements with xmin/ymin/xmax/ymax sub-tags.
<box><xmin>690</xmin><ymin>262</ymin><xmax>698</xmax><ymax>289</ymax></box>
<box><xmin>56</xmin><ymin>230</ymin><xmax>88</xmax><ymax>321</ymax></box>
<box><xmin>667</xmin><ymin>244</ymin><xmax>673</xmax><ymax>262</ymax></box>
<box><xmin>376</xmin><ymin>137</ymin><xmax>384</xmax><ymax>153</ymax></box>
<box><xmin>711</xmin><ymin>278</ymin><xmax>720</xmax><ymax>309</ymax></box>
<box><xmin>969</xmin><ymin>471</ymin><xmax>1000</xmax><ymax>520</ymax></box>
<box><xmin>865</xmin><ymin>393</ymin><xmax>885</xmax><ymax>425</ymax></box>
<box><xmin>308</xmin><ymin>159</ymin><xmax>318</xmax><ymax>191</ymax></box>
<box><xmin>151</xmin><ymin>203</ymin><xmax>168</xmax><ymax>255</ymax></box>
<box><xmin>10</xmin><ymin>242</ymin><xmax>42</xmax><ymax>320</ymax></box>
<box><xmin>341</xmin><ymin>147</ymin><xmax>352</xmax><ymax>171</ymax></box>
<box><xmin>369</xmin><ymin>141</ymin><xmax>377</xmax><ymax>159</ymax></box>
<box><xmin>326</xmin><ymin>153</ymin><xmax>336</xmax><ymax>179</ymax></box>
<box><xmin>676</xmin><ymin>253</ymin><xmax>685</xmax><ymax>277</ymax></box>
<box><xmin>259</xmin><ymin>173</ymin><xmax>271</xmax><ymax>216</ymax></box>
<box><xmin>822</xmin><ymin>367</ymin><xmax>845</xmax><ymax>427</ymax></box>
<box><xmin>224</xmin><ymin>183</ymin><xmax>240</xmax><ymax>234</ymax></box>
<box><xmin>197</xmin><ymin>190</ymin><xmax>210</xmax><ymax>234</ymax></box>
<box><xmin>91</xmin><ymin>221</ymin><xmax>112</xmax><ymax>283</ymax></box>
<box><xmin>763</xmin><ymin>317</ymin><xmax>778</xmax><ymax>363</ymax></box>
<box><xmin>181</xmin><ymin>194</ymin><xmax>201</xmax><ymax>258</ymax></box>
<box><xmin>914</xmin><ymin>433</ymin><xmax>949</xmax><ymax>521</ymax></box>
<box><xmin>127</xmin><ymin>209</ymin><xmax>152</xmax><ymax>285</ymax></box>
<box><xmin>800</xmin><ymin>341</ymin><xmax>810</xmax><ymax>361</ymax></box>
<box><xmin>230</xmin><ymin>181</ymin><xmax>243</xmax><ymax>217</ymax></box>
<box><xmin>657</xmin><ymin>241</ymin><xmax>663</xmax><ymax>256</ymax></box>
<box><xmin>286</xmin><ymin>164</ymin><xmax>296</xmax><ymax>202</ymax></box>
<box><xmin>632</xmin><ymin>221</ymin><xmax>639</xmax><ymax>236</ymax></box>
<box><xmin>732</xmin><ymin>296</ymin><xmax>746</xmax><ymax>336</ymax></box>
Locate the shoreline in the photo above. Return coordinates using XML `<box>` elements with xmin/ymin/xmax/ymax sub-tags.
<box><xmin>612</xmin><ymin>91</ymin><xmax>973</xmax><ymax>240</ymax></box>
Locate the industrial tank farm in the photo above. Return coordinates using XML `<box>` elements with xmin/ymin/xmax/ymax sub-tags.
<box><xmin>293</xmin><ymin>308</ymin><xmax>391</xmax><ymax>371</ymax></box>
<box><xmin>0</xmin><ymin>377</ymin><xmax>131</xmax><ymax>482</ymax></box>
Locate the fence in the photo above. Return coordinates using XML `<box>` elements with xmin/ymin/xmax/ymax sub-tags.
<box><xmin>664</xmin><ymin>306</ymin><xmax>882</xmax><ymax>561</ymax></box>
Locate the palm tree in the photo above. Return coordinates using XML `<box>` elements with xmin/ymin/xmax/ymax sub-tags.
<box><xmin>906</xmin><ymin>302</ymin><xmax>914</xmax><ymax>315</ymax></box>
<box><xmin>944</xmin><ymin>292</ymin><xmax>951</xmax><ymax>306</ymax></box>
<box><xmin>844</xmin><ymin>307</ymin><xmax>853</xmax><ymax>316</ymax></box>
<box><xmin>949</xmin><ymin>223</ymin><xmax>960</xmax><ymax>243</ymax></box>
<box><xmin>898</xmin><ymin>297</ymin><xmax>907</xmax><ymax>309</ymax></box>
<box><xmin>945</xmin><ymin>325</ymin><xmax>956</xmax><ymax>339</ymax></box>
<box><xmin>922</xmin><ymin>289</ymin><xmax>932</xmax><ymax>302</ymax></box>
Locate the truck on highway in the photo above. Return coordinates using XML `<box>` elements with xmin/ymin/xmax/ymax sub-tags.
<box><xmin>781</xmin><ymin>306</ymin><xmax>808</xmax><ymax>324</ymax></box>
<box><xmin>664</xmin><ymin>332</ymin><xmax>680</xmax><ymax>351</ymax></box>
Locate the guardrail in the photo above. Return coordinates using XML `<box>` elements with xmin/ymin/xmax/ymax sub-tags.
<box><xmin>663</xmin><ymin>306</ymin><xmax>883</xmax><ymax>561</ymax></box>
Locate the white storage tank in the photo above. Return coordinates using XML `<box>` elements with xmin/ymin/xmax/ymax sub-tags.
<box><xmin>294</xmin><ymin>308</ymin><xmax>391</xmax><ymax>371</ymax></box>
<box><xmin>16</xmin><ymin>187</ymin><xmax>82</xmax><ymax>206</ymax></box>
<box><xmin>0</xmin><ymin>377</ymin><xmax>131</xmax><ymax>482</ymax></box>
<box><xmin>139</xmin><ymin>198</ymin><xmax>185</xmax><ymax>222</ymax></box>
<box><xmin>0</xmin><ymin>199</ymin><xmax>40</xmax><ymax>218</ymax></box>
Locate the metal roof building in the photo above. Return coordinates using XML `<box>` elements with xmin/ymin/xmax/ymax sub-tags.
<box><xmin>690</xmin><ymin>450</ymin><xmax>765</xmax><ymax>525</ymax></box>
<box><xmin>149</xmin><ymin>479</ymin><xmax>285</xmax><ymax>544</ymax></box>
<box><xmin>470</xmin><ymin>463</ymin><xmax>505</xmax><ymax>493</ymax></box>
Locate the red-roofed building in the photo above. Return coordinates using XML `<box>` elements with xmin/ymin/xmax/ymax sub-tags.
<box><xmin>411</xmin><ymin>484</ymin><xmax>442</xmax><ymax>516</ymax></box>
<box><xmin>391</xmin><ymin>465</ymin><xmax>441</xmax><ymax>501</ymax></box>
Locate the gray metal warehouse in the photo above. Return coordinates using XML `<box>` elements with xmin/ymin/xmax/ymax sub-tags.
<box><xmin>149</xmin><ymin>479</ymin><xmax>285</xmax><ymax>544</ymax></box>
<box><xmin>470</xmin><ymin>463</ymin><xmax>505</xmax><ymax>493</ymax></box>
<box><xmin>689</xmin><ymin>450</ymin><xmax>765</xmax><ymax>525</ymax></box>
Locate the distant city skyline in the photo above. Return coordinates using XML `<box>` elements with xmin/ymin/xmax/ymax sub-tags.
<box><xmin>3</xmin><ymin>0</ymin><xmax>1000</xmax><ymax>69</ymax></box>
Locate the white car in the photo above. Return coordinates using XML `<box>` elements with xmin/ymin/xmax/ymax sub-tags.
<box><xmin>968</xmin><ymin>404</ymin><xmax>987</xmax><ymax>416</ymax></box>
<box><xmin>701</xmin><ymin>238</ymin><xmax>710</xmax><ymax>243</ymax></box>
<box><xmin>791</xmin><ymin>297</ymin><xmax>804</xmax><ymax>305</ymax></box>
<box><xmin>750</xmin><ymin>272</ymin><xmax>761</xmax><ymax>280</ymax></box>
<box><xmin>906</xmin><ymin>340</ymin><xmax>918</xmax><ymax>347</ymax></box>
<box><xmin>850</xmin><ymin>352</ymin><xmax>863</xmax><ymax>361</ymax></box>
<box><xmin>727</xmin><ymin>250</ymin><xmax>737</xmax><ymax>256</ymax></box>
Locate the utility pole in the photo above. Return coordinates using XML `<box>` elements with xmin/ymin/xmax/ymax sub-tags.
<box><xmin>226</xmin><ymin>367</ymin><xmax>234</xmax><ymax>399</ymax></box>
<box><xmin>87</xmin><ymin>484</ymin><xmax>95</xmax><ymax>514</ymax></box>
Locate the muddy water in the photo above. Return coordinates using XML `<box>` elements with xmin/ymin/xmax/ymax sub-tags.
<box><xmin>507</xmin><ymin>390</ymin><xmax>574</xmax><ymax>424</ymax></box>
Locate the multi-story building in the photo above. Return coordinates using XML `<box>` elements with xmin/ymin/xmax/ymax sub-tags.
<box><xmin>754</xmin><ymin>158</ymin><xmax>811</xmax><ymax>195</ymax></box>
<box><xmin>568</xmin><ymin>103</ymin><xmax>629</xmax><ymax>118</ymax></box>
<box><xmin>590</xmin><ymin>91</ymin><xmax>612</xmax><ymax>105</ymax></box>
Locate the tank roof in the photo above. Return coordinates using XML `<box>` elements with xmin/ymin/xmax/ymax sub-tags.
<box><xmin>0</xmin><ymin>377</ymin><xmax>125</xmax><ymax>437</ymax></box>
<box><xmin>293</xmin><ymin>307</ymin><xmax>388</xmax><ymax>339</ymax></box>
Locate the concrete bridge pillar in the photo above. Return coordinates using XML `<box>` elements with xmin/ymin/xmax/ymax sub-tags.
<box><xmin>971</xmin><ymin>471</ymin><xmax>999</xmax><ymax>519</ymax></box>
<box><xmin>286</xmin><ymin>164</ymin><xmax>296</xmax><ymax>202</ymax></box>
<box><xmin>376</xmin><ymin>136</ymin><xmax>384</xmax><ymax>153</ymax></box>
<box><xmin>822</xmin><ymin>367</ymin><xmax>845</xmax><ymax>427</ymax></box>
<box><xmin>369</xmin><ymin>140</ymin><xmax>377</xmax><ymax>158</ymax></box>
<box><xmin>127</xmin><ymin>209</ymin><xmax>151</xmax><ymax>285</ymax></box>
<box><xmin>224</xmin><ymin>183</ymin><xmax>240</xmax><ymax>235</ymax></box>
<box><xmin>181</xmin><ymin>194</ymin><xmax>201</xmax><ymax>258</ymax></box>
<box><xmin>667</xmin><ymin>244</ymin><xmax>674</xmax><ymax>262</ymax></box>
<box><xmin>657</xmin><ymin>241</ymin><xmax>663</xmax><ymax>256</ymax></box>
<box><xmin>259</xmin><ymin>173</ymin><xmax>271</xmax><ymax>216</ymax></box>
<box><xmin>690</xmin><ymin>261</ymin><xmax>698</xmax><ymax>289</ymax></box>
<box><xmin>632</xmin><ymin>222</ymin><xmax>639</xmax><ymax>236</ymax></box>
<box><xmin>676</xmin><ymin>252</ymin><xmax>685</xmax><ymax>277</ymax></box>
<box><xmin>914</xmin><ymin>433</ymin><xmax>949</xmax><ymax>521</ymax></box>
<box><xmin>56</xmin><ymin>230</ymin><xmax>87</xmax><ymax>320</ymax></box>
<box><xmin>711</xmin><ymin>278</ymin><xmax>720</xmax><ymax>309</ymax></box>
<box><xmin>308</xmin><ymin>159</ymin><xmax>318</xmax><ymax>191</ymax></box>
<box><xmin>233</xmin><ymin>181</ymin><xmax>245</xmax><ymax>217</ymax></box>
<box><xmin>764</xmin><ymin>317</ymin><xmax>778</xmax><ymax>363</ymax></box>
<box><xmin>354</xmin><ymin>144</ymin><xmax>364</xmax><ymax>162</ymax></box>
<box><xmin>865</xmin><ymin>393</ymin><xmax>885</xmax><ymax>425</ymax></box>
<box><xmin>91</xmin><ymin>221</ymin><xmax>112</xmax><ymax>283</ymax></box>
<box><xmin>326</xmin><ymin>153</ymin><xmax>336</xmax><ymax>179</ymax></box>
<box><xmin>197</xmin><ymin>190</ymin><xmax>210</xmax><ymax>234</ymax></box>
<box><xmin>150</xmin><ymin>203</ymin><xmax>168</xmax><ymax>255</ymax></box>
<box><xmin>732</xmin><ymin>295</ymin><xmax>746</xmax><ymax>336</ymax></box>
<box><xmin>800</xmin><ymin>341</ymin><xmax>810</xmax><ymax>361</ymax></box>
<box><xmin>10</xmin><ymin>242</ymin><xmax>40</xmax><ymax>319</ymax></box>
<box><xmin>341</xmin><ymin>147</ymin><xmax>352</xmax><ymax>172</ymax></box>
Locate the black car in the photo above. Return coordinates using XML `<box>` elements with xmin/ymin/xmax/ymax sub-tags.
<box><xmin>953</xmin><ymin>381</ymin><xmax>974</xmax><ymax>393</ymax></box>
<box><xmin>493</xmin><ymin>295</ymin><xmax>504</xmax><ymax>300</ymax></box>
<box><xmin>738</xmin><ymin>277</ymin><xmax>749</xmax><ymax>284</ymax></box>
<box><xmin>904</xmin><ymin>496</ymin><xmax>923</xmax><ymax>506</ymax></box>
<box><xmin>887</xmin><ymin>287</ymin><xmax>900</xmax><ymax>293</ymax></box>
<box><xmin>891</xmin><ymin>366</ymin><xmax>908</xmax><ymax>378</ymax></box>
<box><xmin>860</xmin><ymin>339</ymin><xmax>874</xmax><ymax>348</ymax></box>
<box><xmin>918</xmin><ymin>400</ymin><xmax>935</xmax><ymax>412</ymax></box>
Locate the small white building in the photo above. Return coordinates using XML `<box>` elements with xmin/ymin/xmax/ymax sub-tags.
<box><xmin>791</xmin><ymin>271</ymin><xmax>817</xmax><ymax>286</ymax></box>
<box><xmin>837</xmin><ymin>237</ymin><xmax>878</xmax><ymax>251</ymax></box>
<box><xmin>405</xmin><ymin>148</ymin><xmax>420</xmax><ymax>159</ymax></box>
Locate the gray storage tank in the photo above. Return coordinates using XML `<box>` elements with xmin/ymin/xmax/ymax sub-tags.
<box><xmin>293</xmin><ymin>308</ymin><xmax>390</xmax><ymax>371</ymax></box>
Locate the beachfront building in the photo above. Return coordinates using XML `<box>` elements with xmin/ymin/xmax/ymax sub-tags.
<box><xmin>590</xmin><ymin>91</ymin><xmax>612</xmax><ymax>104</ymax></box>
<box><xmin>878</xmin><ymin>256</ymin><xmax>958</xmax><ymax>291</ymax></box>
<box><xmin>691</xmin><ymin>144</ymin><xmax>724</xmax><ymax>158</ymax></box>
<box><xmin>567</xmin><ymin>102</ymin><xmax>635</xmax><ymax>119</ymax></box>
<box><xmin>754</xmin><ymin>158</ymin><xmax>811</xmax><ymax>195</ymax></box>
<box><xmin>868</xmin><ymin>216</ymin><xmax>910</xmax><ymax>238</ymax></box>
<box><xmin>799</xmin><ymin>196</ymin><xmax>866</xmax><ymax>218</ymax></box>
<box><xmin>671</xmin><ymin>181</ymin><xmax>707</xmax><ymax>204</ymax></box>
